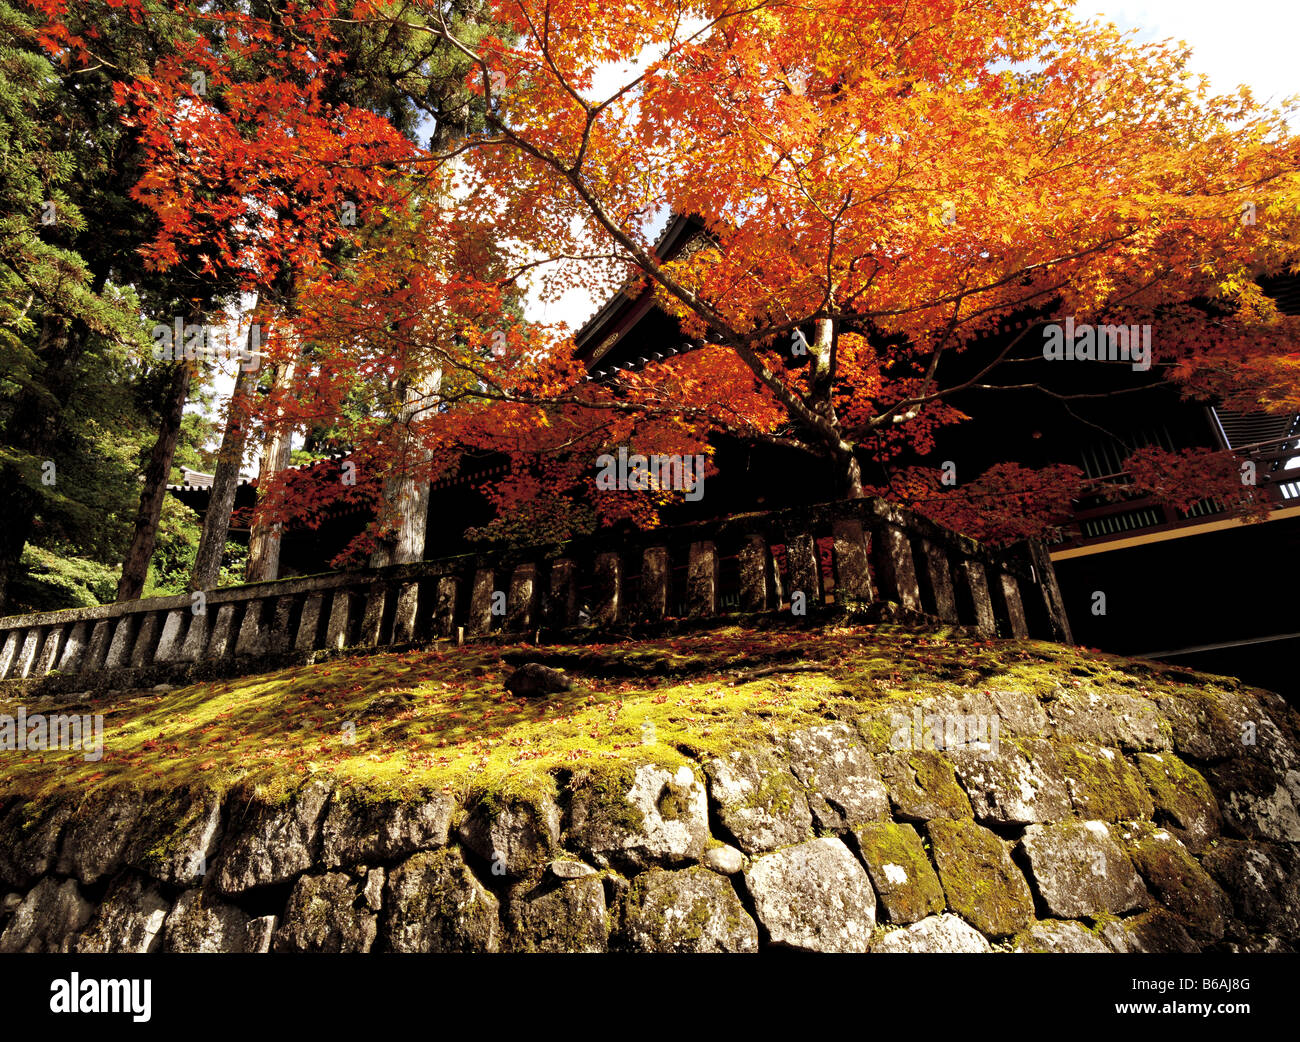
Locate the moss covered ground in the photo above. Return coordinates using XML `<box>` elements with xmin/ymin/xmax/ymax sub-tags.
<box><xmin>0</xmin><ymin>623</ymin><xmax>1242</xmax><ymax>806</ymax></box>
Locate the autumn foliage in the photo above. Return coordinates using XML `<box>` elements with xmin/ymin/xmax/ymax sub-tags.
<box><xmin>29</xmin><ymin>0</ymin><xmax>1300</xmax><ymax>551</ymax></box>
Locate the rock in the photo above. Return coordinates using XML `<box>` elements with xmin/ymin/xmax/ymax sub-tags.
<box><xmin>548</xmin><ymin>859</ymin><xmax>598</xmax><ymax>879</ymax></box>
<box><xmin>1135</xmin><ymin>753</ymin><xmax>1220</xmax><ymax>852</ymax></box>
<box><xmin>622</xmin><ymin>867</ymin><xmax>758</xmax><ymax>953</ymax></box>
<box><xmin>75</xmin><ymin>874</ymin><xmax>170</xmax><ymax>953</ymax></box>
<box><xmin>0</xmin><ymin>878</ymin><xmax>92</xmax><ymax>953</ymax></box>
<box><xmin>1123</xmin><ymin>827</ymin><xmax>1229</xmax><ymax>942</ymax></box>
<box><xmin>162</xmin><ymin>890</ymin><xmax>275</xmax><ymax>953</ymax></box>
<box><xmin>57</xmin><ymin>788</ymin><xmax>146</xmax><ymax>885</ymax></box>
<box><xmin>1018</xmin><ymin>820</ymin><xmax>1147</xmax><ymax>919</ymax></box>
<box><xmin>785</xmin><ymin>723</ymin><xmax>889</xmax><ymax>829</ymax></box>
<box><xmin>704</xmin><ymin>746</ymin><xmax>813</xmax><ymax>854</ymax></box>
<box><xmin>1200</xmin><ymin>840</ymin><xmax>1300</xmax><ymax>939</ymax></box>
<box><xmin>1155</xmin><ymin>687</ymin><xmax>1264</xmax><ymax>762</ymax></box>
<box><xmin>950</xmin><ymin>738</ymin><xmax>1071</xmax><ymax>826</ymax></box>
<box><xmin>362</xmin><ymin>868</ymin><xmax>385</xmax><ymax>911</ymax></box>
<box><xmin>127</xmin><ymin>789</ymin><xmax>223</xmax><ymax>888</ymax></box>
<box><xmin>873</xmin><ymin>913</ymin><xmax>992</xmax><ymax>953</ymax></box>
<box><xmin>216</xmin><ymin>781</ymin><xmax>330</xmax><ymax>894</ymax></box>
<box><xmin>744</xmin><ymin>838</ymin><xmax>875</xmax><ymax>952</ymax></box>
<box><xmin>320</xmin><ymin>792</ymin><xmax>455</xmax><ymax>867</ymax></box>
<box><xmin>854</xmin><ymin>821</ymin><xmax>945</xmax><ymax>924</ymax></box>
<box><xmin>273</xmin><ymin>872</ymin><xmax>378</xmax><ymax>952</ymax></box>
<box><xmin>568</xmin><ymin>762</ymin><xmax>709</xmax><ymax>872</ymax></box>
<box><xmin>876</xmin><ymin>751</ymin><xmax>973</xmax><ymax>821</ymax></box>
<box><xmin>504</xmin><ymin>663</ymin><xmax>572</xmax><ymax>698</ymax></box>
<box><xmin>456</xmin><ymin>794</ymin><xmax>561</xmax><ymax>878</ymax></box>
<box><xmin>381</xmin><ymin>848</ymin><xmax>500</xmax><ymax>952</ymax></box>
<box><xmin>701</xmin><ymin>844</ymin><xmax>745</xmax><ymax>875</ymax></box>
<box><xmin>1101</xmin><ymin>910</ymin><xmax>1200</xmax><ymax>953</ymax></box>
<box><xmin>0</xmin><ymin>800</ymin><xmax>74</xmax><ymax>889</ymax></box>
<box><xmin>1057</xmin><ymin>743</ymin><xmax>1153</xmax><ymax>822</ymax></box>
<box><xmin>506</xmin><ymin>876</ymin><xmax>608</xmax><ymax>953</ymax></box>
<box><xmin>925</xmin><ymin>818</ymin><xmax>1033</xmax><ymax>938</ymax></box>
<box><xmin>1013</xmin><ymin>919</ymin><xmax>1111</xmax><ymax>953</ymax></box>
<box><xmin>1203</xmin><ymin>757</ymin><xmax>1300</xmax><ymax>843</ymax></box>
<box><xmin>1048</xmin><ymin>687</ymin><xmax>1169</xmax><ymax>751</ymax></box>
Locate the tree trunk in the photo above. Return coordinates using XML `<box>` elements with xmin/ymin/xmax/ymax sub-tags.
<box><xmin>116</xmin><ymin>357</ymin><xmax>194</xmax><ymax>601</ymax></box>
<box><xmin>370</xmin><ymin>371</ymin><xmax>440</xmax><ymax>567</ymax></box>
<box><xmin>245</xmin><ymin>347</ymin><xmax>298</xmax><ymax>583</ymax></box>
<box><xmin>190</xmin><ymin>320</ymin><xmax>261</xmax><ymax>591</ymax></box>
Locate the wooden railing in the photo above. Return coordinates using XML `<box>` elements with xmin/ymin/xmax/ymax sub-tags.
<box><xmin>0</xmin><ymin>498</ymin><xmax>1072</xmax><ymax>694</ymax></box>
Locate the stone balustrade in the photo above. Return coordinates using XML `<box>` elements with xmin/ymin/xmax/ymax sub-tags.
<box><xmin>0</xmin><ymin>498</ymin><xmax>1072</xmax><ymax>695</ymax></box>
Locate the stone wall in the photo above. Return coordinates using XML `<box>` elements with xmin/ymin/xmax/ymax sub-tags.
<box><xmin>2</xmin><ymin>678</ymin><xmax>1296</xmax><ymax>953</ymax></box>
<box><xmin>0</xmin><ymin>498</ymin><xmax>1072</xmax><ymax>698</ymax></box>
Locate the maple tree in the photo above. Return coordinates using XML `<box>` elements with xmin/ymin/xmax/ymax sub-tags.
<box><xmin>29</xmin><ymin>0</ymin><xmax>1300</xmax><ymax>558</ymax></box>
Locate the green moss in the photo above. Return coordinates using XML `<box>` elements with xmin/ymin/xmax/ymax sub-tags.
<box><xmin>1056</xmin><ymin>743</ymin><xmax>1153</xmax><ymax>821</ymax></box>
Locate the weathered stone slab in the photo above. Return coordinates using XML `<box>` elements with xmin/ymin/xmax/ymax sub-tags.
<box><xmin>55</xmin><ymin>621</ymin><xmax>89</xmax><ymax>673</ymax></box>
<box><xmin>0</xmin><ymin>630</ymin><xmax>20</xmax><ymax>679</ymax></box>
<box><xmin>1047</xmin><ymin>686</ymin><xmax>1169</xmax><ymax>751</ymax></box>
<box><xmin>152</xmin><ymin>610</ymin><xmax>186</xmax><ymax>662</ymax></box>
<box><xmin>785</xmin><ymin>722</ymin><xmax>889</xmax><ymax>829</ymax></box>
<box><xmin>359</xmin><ymin>586</ymin><xmax>387</xmax><ymax>646</ymax></box>
<box><xmin>104</xmin><ymin>615</ymin><xmax>137</xmax><ymax>669</ymax></box>
<box><xmin>1123</xmin><ymin>826</ymin><xmax>1229</xmax><ymax>942</ymax></box>
<box><xmin>294</xmin><ymin>592</ymin><xmax>325</xmax><ymax>651</ymax></box>
<box><xmin>744</xmin><ymin>838</ymin><xmax>875</xmax><ymax>953</ymax></box>
<box><xmin>1018</xmin><ymin>820</ymin><xmax>1147</xmax><ymax>919</ymax></box>
<box><xmin>234</xmin><ymin>601</ymin><xmax>268</xmax><ymax>657</ymax></box>
<box><xmin>831</xmin><ymin>519</ymin><xmax>874</xmax><ymax>604</ymax></box>
<box><xmin>950</xmin><ymin>737</ymin><xmax>1071</xmax><ymax>826</ymax></box>
<box><xmin>927</xmin><ymin>818</ymin><xmax>1034</xmax><ymax>938</ymax></box>
<box><xmin>75</xmin><ymin>873</ymin><xmax>170</xmax><ymax>953</ymax></box>
<box><xmin>58</xmin><ymin>788</ymin><xmax>148</xmax><ymax>885</ymax></box>
<box><xmin>704</xmin><ymin>747</ymin><xmax>813</xmax><ymax>854</ymax></box>
<box><xmin>621</xmin><ymin>867</ymin><xmax>757</xmax><ymax>953</ymax></box>
<box><xmin>954</xmin><ymin>559</ymin><xmax>996</xmax><ymax>635</ymax></box>
<box><xmin>568</xmin><ymin>763</ymin><xmax>709</xmax><ymax>872</ymax></box>
<box><xmin>592</xmin><ymin>552</ymin><xmax>620</xmax><ymax>626</ymax></box>
<box><xmin>854</xmin><ymin>821</ymin><xmax>945</xmax><ymax>925</ymax></box>
<box><xmin>457</xmin><ymin>795</ymin><xmax>561</xmax><ymax>879</ymax></box>
<box><xmin>0</xmin><ymin>878</ymin><xmax>92</xmax><ymax>953</ymax></box>
<box><xmin>433</xmin><ymin>576</ymin><xmax>459</xmax><ymax>637</ymax></box>
<box><xmin>1200</xmin><ymin>840</ymin><xmax>1300</xmax><ymax>939</ymax></box>
<box><xmin>1135</xmin><ymin>752</ymin><xmax>1220</xmax><ymax>852</ymax></box>
<box><xmin>876</xmin><ymin>751</ymin><xmax>974</xmax><ymax>821</ymax></box>
<box><xmin>737</xmin><ymin>535</ymin><xmax>770</xmax><ymax>611</ymax></box>
<box><xmin>325</xmin><ymin>591</ymin><xmax>353</xmax><ymax>649</ymax></box>
<box><xmin>163</xmin><ymin>890</ymin><xmax>275</xmax><ymax>953</ymax></box>
<box><xmin>686</xmin><ymin>541</ymin><xmax>718</xmax><ymax>617</ymax></box>
<box><xmin>177</xmin><ymin>608</ymin><xmax>209</xmax><ymax>662</ymax></box>
<box><xmin>1100</xmin><ymin>910</ymin><xmax>1200</xmax><ymax>953</ymax></box>
<box><xmin>1012</xmin><ymin>919</ymin><xmax>1111</xmax><ymax>953</ymax></box>
<box><xmin>786</xmin><ymin>532</ymin><xmax>820</xmax><ymax>607</ymax></box>
<box><xmin>127</xmin><ymin>789</ymin><xmax>223</xmax><ymax>888</ymax></box>
<box><xmin>34</xmin><ymin>625</ymin><xmax>63</xmax><ymax>676</ymax></box>
<box><xmin>507</xmin><ymin>875</ymin><xmax>608</xmax><ymax>953</ymax></box>
<box><xmin>129</xmin><ymin>613</ymin><xmax>163</xmax><ymax>668</ymax></box>
<box><xmin>996</xmin><ymin>572</ymin><xmax>1029</xmax><ymax>638</ymax></box>
<box><xmin>273</xmin><ymin>872</ymin><xmax>377</xmax><ymax>952</ymax></box>
<box><xmin>877</xmin><ymin>525</ymin><xmax>921</xmax><ymax>611</ymax></box>
<box><xmin>0</xmin><ymin>801</ymin><xmax>75</xmax><ymax>889</ymax></box>
<box><xmin>206</xmin><ymin>604</ymin><xmax>239</xmax><ymax>659</ymax></box>
<box><xmin>83</xmin><ymin>618</ymin><xmax>113</xmax><ymax>671</ymax></box>
<box><xmin>873</xmin><ymin>913</ymin><xmax>992</xmax><ymax>953</ymax></box>
<box><xmin>382</xmin><ymin>848</ymin><xmax>500</xmax><ymax>952</ymax></box>
<box><xmin>639</xmin><ymin>546</ymin><xmax>669</xmax><ymax>621</ymax></box>
<box><xmin>1204</xmin><ymin>756</ymin><xmax>1300</xmax><ymax>843</ymax></box>
<box><xmin>1058</xmin><ymin>743</ymin><xmax>1154</xmax><ymax>822</ymax></box>
<box><xmin>216</xmin><ymin>781</ymin><xmax>330</xmax><ymax>894</ymax></box>
<box><xmin>916</xmin><ymin>539</ymin><xmax>957</xmax><ymax>621</ymax></box>
<box><xmin>546</xmin><ymin>559</ymin><xmax>576</xmax><ymax>627</ymax></box>
<box><xmin>320</xmin><ymin>792</ymin><xmax>455</xmax><ymax>867</ymax></box>
<box><xmin>467</xmin><ymin>569</ymin><xmax>494</xmax><ymax>635</ymax></box>
<box><xmin>266</xmin><ymin>595</ymin><xmax>296</xmax><ymax>652</ymax></box>
<box><xmin>505</xmin><ymin>565</ymin><xmax>536</xmax><ymax>633</ymax></box>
